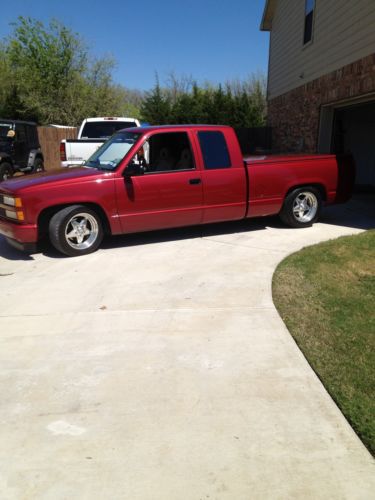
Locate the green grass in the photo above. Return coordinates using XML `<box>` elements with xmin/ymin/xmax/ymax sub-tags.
<box><xmin>272</xmin><ymin>230</ymin><xmax>375</xmax><ymax>455</ymax></box>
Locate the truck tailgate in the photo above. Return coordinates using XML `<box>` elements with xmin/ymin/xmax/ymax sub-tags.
<box><xmin>64</xmin><ymin>140</ymin><xmax>104</xmax><ymax>165</ymax></box>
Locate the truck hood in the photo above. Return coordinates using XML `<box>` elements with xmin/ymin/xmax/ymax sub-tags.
<box><xmin>0</xmin><ymin>167</ymin><xmax>111</xmax><ymax>194</ymax></box>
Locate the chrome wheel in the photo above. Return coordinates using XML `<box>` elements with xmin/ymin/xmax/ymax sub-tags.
<box><xmin>65</xmin><ymin>213</ymin><xmax>99</xmax><ymax>250</ymax></box>
<box><xmin>292</xmin><ymin>192</ymin><xmax>318</xmax><ymax>223</ymax></box>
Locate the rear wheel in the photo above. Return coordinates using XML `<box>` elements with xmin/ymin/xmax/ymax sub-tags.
<box><xmin>32</xmin><ymin>157</ymin><xmax>45</xmax><ymax>174</ymax></box>
<box><xmin>49</xmin><ymin>205</ymin><xmax>104</xmax><ymax>257</ymax></box>
<box><xmin>279</xmin><ymin>187</ymin><xmax>322</xmax><ymax>228</ymax></box>
<box><xmin>0</xmin><ymin>162</ymin><xmax>14</xmax><ymax>182</ymax></box>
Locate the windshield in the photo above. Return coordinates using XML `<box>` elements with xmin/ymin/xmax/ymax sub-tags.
<box><xmin>0</xmin><ymin>123</ymin><xmax>13</xmax><ymax>138</ymax></box>
<box><xmin>80</xmin><ymin>121</ymin><xmax>137</xmax><ymax>139</ymax></box>
<box><xmin>85</xmin><ymin>131</ymin><xmax>141</xmax><ymax>171</ymax></box>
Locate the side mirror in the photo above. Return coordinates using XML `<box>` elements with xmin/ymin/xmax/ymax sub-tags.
<box><xmin>124</xmin><ymin>162</ymin><xmax>144</xmax><ymax>177</ymax></box>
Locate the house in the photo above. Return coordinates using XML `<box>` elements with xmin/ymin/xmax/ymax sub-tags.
<box><xmin>261</xmin><ymin>0</ymin><xmax>375</xmax><ymax>187</ymax></box>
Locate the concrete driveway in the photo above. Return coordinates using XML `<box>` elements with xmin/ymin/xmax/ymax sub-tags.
<box><xmin>0</xmin><ymin>196</ymin><xmax>374</xmax><ymax>499</ymax></box>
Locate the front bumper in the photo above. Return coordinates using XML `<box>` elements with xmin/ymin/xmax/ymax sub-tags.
<box><xmin>0</xmin><ymin>217</ymin><xmax>38</xmax><ymax>251</ymax></box>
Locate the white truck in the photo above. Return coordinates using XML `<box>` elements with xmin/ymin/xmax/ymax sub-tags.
<box><xmin>60</xmin><ymin>117</ymin><xmax>140</xmax><ymax>168</ymax></box>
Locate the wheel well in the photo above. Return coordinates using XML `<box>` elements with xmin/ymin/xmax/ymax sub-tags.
<box><xmin>285</xmin><ymin>183</ymin><xmax>327</xmax><ymax>202</ymax></box>
<box><xmin>0</xmin><ymin>158</ymin><xmax>14</xmax><ymax>167</ymax></box>
<box><xmin>38</xmin><ymin>203</ymin><xmax>111</xmax><ymax>240</ymax></box>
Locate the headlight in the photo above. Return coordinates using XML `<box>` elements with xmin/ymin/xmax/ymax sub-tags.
<box><xmin>3</xmin><ymin>195</ymin><xmax>22</xmax><ymax>207</ymax></box>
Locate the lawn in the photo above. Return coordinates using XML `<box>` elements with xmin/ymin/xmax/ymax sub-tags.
<box><xmin>272</xmin><ymin>230</ymin><xmax>375</xmax><ymax>455</ymax></box>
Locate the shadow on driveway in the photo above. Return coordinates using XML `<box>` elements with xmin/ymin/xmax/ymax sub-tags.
<box><xmin>322</xmin><ymin>193</ymin><xmax>375</xmax><ymax>230</ymax></box>
<box><xmin>0</xmin><ymin>194</ymin><xmax>373</xmax><ymax>261</ymax></box>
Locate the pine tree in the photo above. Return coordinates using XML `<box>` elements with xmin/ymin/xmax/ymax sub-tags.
<box><xmin>140</xmin><ymin>79</ymin><xmax>171</xmax><ymax>124</ymax></box>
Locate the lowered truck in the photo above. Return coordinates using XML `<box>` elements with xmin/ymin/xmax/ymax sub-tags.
<box><xmin>0</xmin><ymin>125</ymin><xmax>354</xmax><ymax>257</ymax></box>
<box><xmin>60</xmin><ymin>116</ymin><xmax>140</xmax><ymax>168</ymax></box>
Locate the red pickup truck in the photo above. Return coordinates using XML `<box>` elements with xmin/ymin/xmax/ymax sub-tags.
<box><xmin>0</xmin><ymin>125</ymin><xmax>354</xmax><ymax>257</ymax></box>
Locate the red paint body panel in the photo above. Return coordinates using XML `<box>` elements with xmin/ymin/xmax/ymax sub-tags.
<box><xmin>115</xmin><ymin>171</ymin><xmax>203</xmax><ymax>233</ymax></box>
<box><xmin>0</xmin><ymin>218</ymin><xmax>37</xmax><ymax>243</ymax></box>
<box><xmin>245</xmin><ymin>155</ymin><xmax>340</xmax><ymax>217</ymax></box>
<box><xmin>193</xmin><ymin>127</ymin><xmax>248</xmax><ymax>223</ymax></box>
<box><xmin>0</xmin><ymin>125</ymin><xmax>352</xmax><ymax>248</ymax></box>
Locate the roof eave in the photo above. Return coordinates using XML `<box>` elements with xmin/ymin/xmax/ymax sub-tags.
<box><xmin>260</xmin><ymin>0</ymin><xmax>277</xmax><ymax>31</ymax></box>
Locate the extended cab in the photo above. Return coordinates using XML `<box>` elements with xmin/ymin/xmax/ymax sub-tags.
<box><xmin>0</xmin><ymin>125</ymin><xmax>355</xmax><ymax>257</ymax></box>
<box><xmin>60</xmin><ymin>117</ymin><xmax>140</xmax><ymax>168</ymax></box>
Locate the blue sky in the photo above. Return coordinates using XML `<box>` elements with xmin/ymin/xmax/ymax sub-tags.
<box><xmin>0</xmin><ymin>0</ymin><xmax>269</xmax><ymax>91</ymax></box>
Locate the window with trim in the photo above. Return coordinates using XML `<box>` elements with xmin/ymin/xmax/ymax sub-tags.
<box><xmin>131</xmin><ymin>132</ymin><xmax>195</xmax><ymax>173</ymax></box>
<box><xmin>198</xmin><ymin>131</ymin><xmax>231</xmax><ymax>169</ymax></box>
<box><xmin>303</xmin><ymin>0</ymin><xmax>315</xmax><ymax>45</ymax></box>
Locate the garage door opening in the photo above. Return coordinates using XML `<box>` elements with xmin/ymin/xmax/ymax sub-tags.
<box><xmin>319</xmin><ymin>100</ymin><xmax>375</xmax><ymax>191</ymax></box>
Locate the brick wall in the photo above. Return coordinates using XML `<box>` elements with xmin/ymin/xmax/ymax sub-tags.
<box><xmin>267</xmin><ymin>53</ymin><xmax>375</xmax><ymax>153</ymax></box>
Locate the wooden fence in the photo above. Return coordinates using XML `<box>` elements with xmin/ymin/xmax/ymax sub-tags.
<box><xmin>37</xmin><ymin>126</ymin><xmax>78</xmax><ymax>170</ymax></box>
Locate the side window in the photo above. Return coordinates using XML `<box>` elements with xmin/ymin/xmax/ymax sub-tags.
<box><xmin>16</xmin><ymin>125</ymin><xmax>27</xmax><ymax>142</ymax></box>
<box><xmin>26</xmin><ymin>125</ymin><xmax>37</xmax><ymax>146</ymax></box>
<box><xmin>198</xmin><ymin>131</ymin><xmax>231</xmax><ymax>170</ymax></box>
<box><xmin>303</xmin><ymin>0</ymin><xmax>315</xmax><ymax>45</ymax></box>
<box><xmin>131</xmin><ymin>132</ymin><xmax>195</xmax><ymax>173</ymax></box>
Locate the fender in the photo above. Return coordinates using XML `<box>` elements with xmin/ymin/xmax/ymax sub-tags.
<box><xmin>27</xmin><ymin>148</ymin><xmax>44</xmax><ymax>167</ymax></box>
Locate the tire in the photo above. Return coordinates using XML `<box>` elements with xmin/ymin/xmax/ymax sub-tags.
<box><xmin>279</xmin><ymin>187</ymin><xmax>322</xmax><ymax>228</ymax></box>
<box><xmin>32</xmin><ymin>157</ymin><xmax>45</xmax><ymax>174</ymax></box>
<box><xmin>49</xmin><ymin>205</ymin><xmax>104</xmax><ymax>257</ymax></box>
<box><xmin>0</xmin><ymin>162</ymin><xmax>14</xmax><ymax>182</ymax></box>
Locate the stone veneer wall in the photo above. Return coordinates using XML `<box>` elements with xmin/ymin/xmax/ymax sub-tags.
<box><xmin>267</xmin><ymin>53</ymin><xmax>375</xmax><ymax>153</ymax></box>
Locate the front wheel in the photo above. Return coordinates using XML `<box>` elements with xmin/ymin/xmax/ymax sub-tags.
<box><xmin>0</xmin><ymin>162</ymin><xmax>14</xmax><ymax>182</ymax></box>
<box><xmin>279</xmin><ymin>187</ymin><xmax>322</xmax><ymax>228</ymax></box>
<box><xmin>49</xmin><ymin>205</ymin><xmax>104</xmax><ymax>256</ymax></box>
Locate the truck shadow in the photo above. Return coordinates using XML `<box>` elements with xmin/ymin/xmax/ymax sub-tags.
<box><xmin>0</xmin><ymin>236</ymin><xmax>35</xmax><ymax>261</ymax></box>
<box><xmin>100</xmin><ymin>216</ymin><xmax>282</xmax><ymax>251</ymax></box>
<box><xmin>0</xmin><ymin>196</ymin><xmax>373</xmax><ymax>260</ymax></box>
<box><xmin>321</xmin><ymin>193</ymin><xmax>375</xmax><ymax>230</ymax></box>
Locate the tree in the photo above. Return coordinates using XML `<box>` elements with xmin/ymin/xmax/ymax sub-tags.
<box><xmin>141</xmin><ymin>72</ymin><xmax>267</xmax><ymax>127</ymax></box>
<box><xmin>0</xmin><ymin>16</ymin><xmax>143</xmax><ymax>125</ymax></box>
<box><xmin>5</xmin><ymin>17</ymin><xmax>87</xmax><ymax>123</ymax></box>
<box><xmin>140</xmin><ymin>77</ymin><xmax>171</xmax><ymax>124</ymax></box>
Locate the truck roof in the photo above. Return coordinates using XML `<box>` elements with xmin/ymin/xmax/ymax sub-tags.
<box><xmin>122</xmin><ymin>124</ymin><xmax>233</xmax><ymax>133</ymax></box>
<box><xmin>83</xmin><ymin>117</ymin><xmax>139</xmax><ymax>123</ymax></box>
<box><xmin>0</xmin><ymin>119</ymin><xmax>37</xmax><ymax>126</ymax></box>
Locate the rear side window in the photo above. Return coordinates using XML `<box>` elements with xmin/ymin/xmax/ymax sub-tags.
<box><xmin>16</xmin><ymin>125</ymin><xmax>27</xmax><ymax>142</ymax></box>
<box><xmin>198</xmin><ymin>131</ymin><xmax>231</xmax><ymax>169</ymax></box>
<box><xmin>26</xmin><ymin>125</ymin><xmax>38</xmax><ymax>146</ymax></box>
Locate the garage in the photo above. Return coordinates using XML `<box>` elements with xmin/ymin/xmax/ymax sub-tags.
<box><xmin>332</xmin><ymin>100</ymin><xmax>375</xmax><ymax>189</ymax></box>
<box><xmin>319</xmin><ymin>99</ymin><xmax>375</xmax><ymax>190</ymax></box>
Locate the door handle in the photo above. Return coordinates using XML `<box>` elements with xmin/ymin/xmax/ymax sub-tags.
<box><xmin>189</xmin><ymin>178</ymin><xmax>201</xmax><ymax>185</ymax></box>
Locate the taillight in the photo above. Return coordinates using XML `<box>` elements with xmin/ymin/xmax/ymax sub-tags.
<box><xmin>60</xmin><ymin>142</ymin><xmax>66</xmax><ymax>162</ymax></box>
